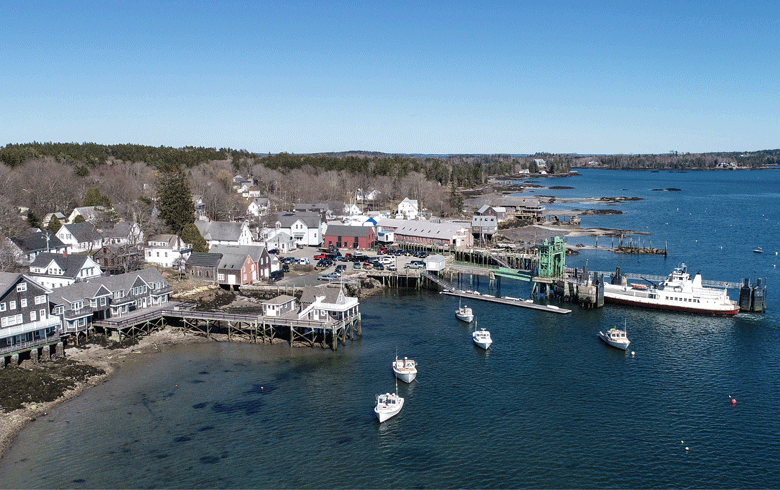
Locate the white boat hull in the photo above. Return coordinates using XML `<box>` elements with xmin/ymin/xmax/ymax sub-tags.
<box><xmin>472</xmin><ymin>329</ymin><xmax>492</xmax><ymax>350</ymax></box>
<box><xmin>392</xmin><ymin>358</ymin><xmax>417</xmax><ymax>383</ymax></box>
<box><xmin>456</xmin><ymin>311</ymin><xmax>474</xmax><ymax>322</ymax></box>
<box><xmin>374</xmin><ymin>393</ymin><xmax>404</xmax><ymax>422</ymax></box>
<box><xmin>598</xmin><ymin>331</ymin><xmax>630</xmax><ymax>350</ymax></box>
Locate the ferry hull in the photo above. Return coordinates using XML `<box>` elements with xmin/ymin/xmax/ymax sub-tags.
<box><xmin>604</xmin><ymin>294</ymin><xmax>739</xmax><ymax>315</ymax></box>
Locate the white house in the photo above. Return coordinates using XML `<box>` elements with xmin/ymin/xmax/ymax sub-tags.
<box><xmin>42</xmin><ymin>212</ymin><xmax>66</xmax><ymax>228</ymax></box>
<box><xmin>276</xmin><ymin>212</ymin><xmax>323</xmax><ymax>247</ymax></box>
<box><xmin>67</xmin><ymin>206</ymin><xmax>111</xmax><ymax>224</ymax></box>
<box><xmin>298</xmin><ymin>285</ymin><xmax>360</xmax><ymax>323</ymax></box>
<box><xmin>145</xmin><ymin>234</ymin><xmax>192</xmax><ymax>268</ymax></box>
<box><xmin>56</xmin><ymin>222</ymin><xmax>103</xmax><ymax>253</ymax></box>
<box><xmin>28</xmin><ymin>252</ymin><xmax>103</xmax><ymax>289</ymax></box>
<box><xmin>100</xmin><ymin>221</ymin><xmax>144</xmax><ymax>246</ymax></box>
<box><xmin>396</xmin><ymin>198</ymin><xmax>419</xmax><ymax>220</ymax></box>
<box><xmin>261</xmin><ymin>229</ymin><xmax>297</xmax><ymax>254</ymax></box>
<box><xmin>194</xmin><ymin>220</ymin><xmax>254</xmax><ymax>249</ymax></box>
<box><xmin>355</xmin><ymin>188</ymin><xmax>380</xmax><ymax>202</ymax></box>
<box><xmin>246</xmin><ymin>197</ymin><xmax>270</xmax><ymax>217</ymax></box>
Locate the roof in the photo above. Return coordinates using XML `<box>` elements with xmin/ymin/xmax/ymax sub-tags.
<box><xmin>147</xmin><ymin>234</ymin><xmax>181</xmax><ymax>248</ymax></box>
<box><xmin>29</xmin><ymin>252</ymin><xmax>96</xmax><ymax>279</ymax></box>
<box><xmin>0</xmin><ymin>273</ymin><xmax>51</xmax><ymax>298</ymax></box>
<box><xmin>262</xmin><ymin>294</ymin><xmax>296</xmax><ymax>305</ymax></box>
<box><xmin>101</xmin><ymin>221</ymin><xmax>138</xmax><ymax>239</ymax></box>
<box><xmin>186</xmin><ymin>252</ymin><xmax>223</xmax><ymax>268</ymax></box>
<box><xmin>277</xmin><ymin>212</ymin><xmax>321</xmax><ymax>229</ymax></box>
<box><xmin>300</xmin><ymin>285</ymin><xmax>345</xmax><ymax>306</ymax></box>
<box><xmin>9</xmin><ymin>229</ymin><xmax>66</xmax><ymax>253</ymax></box>
<box><xmin>61</xmin><ymin>222</ymin><xmax>103</xmax><ymax>242</ymax></box>
<box><xmin>49</xmin><ymin>269</ymin><xmax>169</xmax><ymax>306</ymax></box>
<box><xmin>195</xmin><ymin>221</ymin><xmax>247</xmax><ymax>241</ymax></box>
<box><xmin>210</xmin><ymin>244</ymin><xmax>266</xmax><ymax>262</ymax></box>
<box><xmin>324</xmin><ymin>224</ymin><xmax>374</xmax><ymax>238</ymax></box>
<box><xmin>218</xmin><ymin>253</ymin><xmax>250</xmax><ymax>271</ymax></box>
<box><xmin>376</xmin><ymin>218</ymin><xmax>468</xmax><ymax>240</ymax></box>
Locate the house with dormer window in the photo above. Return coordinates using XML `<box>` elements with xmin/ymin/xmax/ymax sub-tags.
<box><xmin>145</xmin><ymin>234</ymin><xmax>192</xmax><ymax>268</ymax></box>
<box><xmin>194</xmin><ymin>220</ymin><xmax>253</xmax><ymax>249</ymax></box>
<box><xmin>276</xmin><ymin>212</ymin><xmax>323</xmax><ymax>247</ymax></box>
<box><xmin>56</xmin><ymin>222</ymin><xmax>104</xmax><ymax>253</ymax></box>
<box><xmin>28</xmin><ymin>252</ymin><xmax>103</xmax><ymax>289</ymax></box>
<box><xmin>397</xmin><ymin>198</ymin><xmax>419</xmax><ymax>220</ymax></box>
<box><xmin>6</xmin><ymin>229</ymin><xmax>67</xmax><ymax>265</ymax></box>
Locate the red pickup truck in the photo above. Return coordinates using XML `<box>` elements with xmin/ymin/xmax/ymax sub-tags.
<box><xmin>314</xmin><ymin>253</ymin><xmax>328</xmax><ymax>260</ymax></box>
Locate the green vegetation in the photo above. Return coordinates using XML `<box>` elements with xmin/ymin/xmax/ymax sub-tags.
<box><xmin>181</xmin><ymin>222</ymin><xmax>208</xmax><ymax>253</ymax></box>
<box><xmin>82</xmin><ymin>188</ymin><xmax>112</xmax><ymax>208</ymax></box>
<box><xmin>156</xmin><ymin>164</ymin><xmax>195</xmax><ymax>234</ymax></box>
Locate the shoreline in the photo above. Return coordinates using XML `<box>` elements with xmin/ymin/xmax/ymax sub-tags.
<box><xmin>0</xmin><ymin>327</ymin><xmax>208</xmax><ymax>458</ymax></box>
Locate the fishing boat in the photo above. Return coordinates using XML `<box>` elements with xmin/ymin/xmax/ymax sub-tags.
<box><xmin>753</xmin><ymin>247</ymin><xmax>763</xmax><ymax>254</ymax></box>
<box><xmin>472</xmin><ymin>321</ymin><xmax>492</xmax><ymax>350</ymax></box>
<box><xmin>603</xmin><ymin>264</ymin><xmax>739</xmax><ymax>315</ymax></box>
<box><xmin>455</xmin><ymin>297</ymin><xmax>474</xmax><ymax>323</ymax></box>
<box><xmin>598</xmin><ymin>321</ymin><xmax>630</xmax><ymax>350</ymax></box>
<box><xmin>392</xmin><ymin>356</ymin><xmax>417</xmax><ymax>383</ymax></box>
<box><xmin>374</xmin><ymin>377</ymin><xmax>404</xmax><ymax>423</ymax></box>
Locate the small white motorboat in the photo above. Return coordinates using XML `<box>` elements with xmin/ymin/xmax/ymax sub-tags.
<box><xmin>472</xmin><ymin>321</ymin><xmax>492</xmax><ymax>350</ymax></box>
<box><xmin>374</xmin><ymin>391</ymin><xmax>404</xmax><ymax>423</ymax></box>
<box><xmin>392</xmin><ymin>356</ymin><xmax>417</xmax><ymax>383</ymax></box>
<box><xmin>598</xmin><ymin>322</ymin><xmax>630</xmax><ymax>351</ymax></box>
<box><xmin>455</xmin><ymin>297</ymin><xmax>474</xmax><ymax>323</ymax></box>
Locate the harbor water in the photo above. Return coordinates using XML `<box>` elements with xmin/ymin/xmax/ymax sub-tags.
<box><xmin>2</xmin><ymin>169</ymin><xmax>779</xmax><ymax>488</ymax></box>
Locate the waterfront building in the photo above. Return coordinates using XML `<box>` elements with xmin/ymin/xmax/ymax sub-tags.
<box><xmin>322</xmin><ymin>224</ymin><xmax>376</xmax><ymax>250</ymax></box>
<box><xmin>376</xmin><ymin>218</ymin><xmax>473</xmax><ymax>248</ymax></box>
<box><xmin>0</xmin><ymin>272</ymin><xmax>61</xmax><ymax>359</ymax></box>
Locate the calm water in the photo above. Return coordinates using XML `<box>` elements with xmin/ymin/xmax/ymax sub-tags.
<box><xmin>2</xmin><ymin>169</ymin><xmax>779</xmax><ymax>489</ymax></box>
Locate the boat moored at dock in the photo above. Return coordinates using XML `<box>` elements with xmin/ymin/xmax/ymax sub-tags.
<box><xmin>392</xmin><ymin>356</ymin><xmax>417</xmax><ymax>383</ymax></box>
<box><xmin>604</xmin><ymin>264</ymin><xmax>739</xmax><ymax>315</ymax></box>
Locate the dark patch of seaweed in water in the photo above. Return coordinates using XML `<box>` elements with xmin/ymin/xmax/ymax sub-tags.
<box><xmin>198</xmin><ymin>425</ymin><xmax>215</xmax><ymax>432</ymax></box>
<box><xmin>211</xmin><ymin>398</ymin><xmax>264</xmax><ymax>415</ymax></box>
<box><xmin>193</xmin><ymin>402</ymin><xmax>209</xmax><ymax>409</ymax></box>
<box><xmin>200</xmin><ymin>456</ymin><xmax>221</xmax><ymax>464</ymax></box>
<box><xmin>174</xmin><ymin>436</ymin><xmax>191</xmax><ymax>443</ymax></box>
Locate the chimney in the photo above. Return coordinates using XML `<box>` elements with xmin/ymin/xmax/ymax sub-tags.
<box><xmin>63</xmin><ymin>249</ymin><xmax>68</xmax><ymax>257</ymax></box>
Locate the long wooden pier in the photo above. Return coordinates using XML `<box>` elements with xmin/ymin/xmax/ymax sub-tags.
<box><xmin>440</xmin><ymin>290</ymin><xmax>571</xmax><ymax>314</ymax></box>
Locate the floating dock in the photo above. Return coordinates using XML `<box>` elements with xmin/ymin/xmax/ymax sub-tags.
<box><xmin>440</xmin><ymin>289</ymin><xmax>571</xmax><ymax>314</ymax></box>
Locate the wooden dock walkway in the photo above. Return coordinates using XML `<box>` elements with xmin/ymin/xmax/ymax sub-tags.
<box><xmin>440</xmin><ymin>290</ymin><xmax>572</xmax><ymax>314</ymax></box>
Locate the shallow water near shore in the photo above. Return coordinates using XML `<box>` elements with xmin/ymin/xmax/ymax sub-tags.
<box><xmin>2</xmin><ymin>169</ymin><xmax>779</xmax><ymax>488</ymax></box>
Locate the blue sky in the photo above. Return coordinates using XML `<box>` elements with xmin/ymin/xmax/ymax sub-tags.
<box><xmin>2</xmin><ymin>0</ymin><xmax>778</xmax><ymax>154</ymax></box>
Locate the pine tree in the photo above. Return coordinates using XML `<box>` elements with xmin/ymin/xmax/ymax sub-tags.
<box><xmin>181</xmin><ymin>223</ymin><xmax>208</xmax><ymax>253</ymax></box>
<box><xmin>156</xmin><ymin>165</ymin><xmax>195</xmax><ymax>234</ymax></box>
<box><xmin>46</xmin><ymin>215</ymin><xmax>62</xmax><ymax>233</ymax></box>
<box><xmin>83</xmin><ymin>188</ymin><xmax>112</xmax><ymax>208</ymax></box>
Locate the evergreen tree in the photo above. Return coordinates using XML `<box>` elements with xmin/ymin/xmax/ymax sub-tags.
<box><xmin>83</xmin><ymin>188</ymin><xmax>112</xmax><ymax>208</ymax></box>
<box><xmin>26</xmin><ymin>210</ymin><xmax>41</xmax><ymax>228</ymax></box>
<box><xmin>448</xmin><ymin>182</ymin><xmax>464</xmax><ymax>214</ymax></box>
<box><xmin>156</xmin><ymin>165</ymin><xmax>195</xmax><ymax>234</ymax></box>
<box><xmin>46</xmin><ymin>215</ymin><xmax>62</xmax><ymax>233</ymax></box>
<box><xmin>74</xmin><ymin>215</ymin><xmax>86</xmax><ymax>223</ymax></box>
<box><xmin>181</xmin><ymin>222</ymin><xmax>208</xmax><ymax>253</ymax></box>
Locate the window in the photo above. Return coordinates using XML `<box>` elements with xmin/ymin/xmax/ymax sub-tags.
<box><xmin>20</xmin><ymin>299</ymin><xmax>27</xmax><ymax>308</ymax></box>
<box><xmin>35</xmin><ymin>295</ymin><xmax>46</xmax><ymax>305</ymax></box>
<box><xmin>17</xmin><ymin>283</ymin><xmax>27</xmax><ymax>292</ymax></box>
<box><xmin>218</xmin><ymin>273</ymin><xmax>225</xmax><ymax>280</ymax></box>
<box><xmin>40</xmin><ymin>309</ymin><xmax>46</xmax><ymax>319</ymax></box>
<box><xmin>30</xmin><ymin>311</ymin><xmax>37</xmax><ymax>321</ymax></box>
<box><xmin>9</xmin><ymin>301</ymin><xmax>16</xmax><ymax>310</ymax></box>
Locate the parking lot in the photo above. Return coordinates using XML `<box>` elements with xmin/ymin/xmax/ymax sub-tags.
<box><xmin>269</xmin><ymin>246</ymin><xmax>430</xmax><ymax>286</ymax></box>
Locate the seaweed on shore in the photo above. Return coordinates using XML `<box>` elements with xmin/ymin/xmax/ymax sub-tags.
<box><xmin>0</xmin><ymin>359</ymin><xmax>105</xmax><ymax>412</ymax></box>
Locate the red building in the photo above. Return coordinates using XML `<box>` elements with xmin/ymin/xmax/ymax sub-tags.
<box><xmin>323</xmin><ymin>225</ymin><xmax>376</xmax><ymax>250</ymax></box>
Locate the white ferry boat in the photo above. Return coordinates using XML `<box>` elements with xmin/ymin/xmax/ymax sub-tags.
<box><xmin>604</xmin><ymin>264</ymin><xmax>739</xmax><ymax>315</ymax></box>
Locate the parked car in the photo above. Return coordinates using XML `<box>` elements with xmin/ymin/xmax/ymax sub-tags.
<box><xmin>282</xmin><ymin>263</ymin><xmax>290</xmax><ymax>272</ymax></box>
<box><xmin>268</xmin><ymin>248</ymin><xmax>280</xmax><ymax>254</ymax></box>
<box><xmin>353</xmin><ymin>261</ymin><xmax>361</xmax><ymax>269</ymax></box>
<box><xmin>297</xmin><ymin>257</ymin><xmax>310</xmax><ymax>265</ymax></box>
<box><xmin>269</xmin><ymin>270</ymin><xmax>284</xmax><ymax>281</ymax></box>
<box><xmin>361</xmin><ymin>262</ymin><xmax>373</xmax><ymax>270</ymax></box>
<box><xmin>379</xmin><ymin>256</ymin><xmax>394</xmax><ymax>264</ymax></box>
<box><xmin>387</xmin><ymin>264</ymin><xmax>397</xmax><ymax>271</ymax></box>
<box><xmin>318</xmin><ymin>272</ymin><xmax>339</xmax><ymax>281</ymax></box>
<box><xmin>314</xmin><ymin>254</ymin><xmax>328</xmax><ymax>260</ymax></box>
<box><xmin>377</xmin><ymin>248</ymin><xmax>387</xmax><ymax>255</ymax></box>
<box><xmin>335</xmin><ymin>264</ymin><xmax>347</xmax><ymax>273</ymax></box>
<box><xmin>373</xmin><ymin>263</ymin><xmax>384</xmax><ymax>270</ymax></box>
<box><xmin>404</xmin><ymin>262</ymin><xmax>424</xmax><ymax>269</ymax></box>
